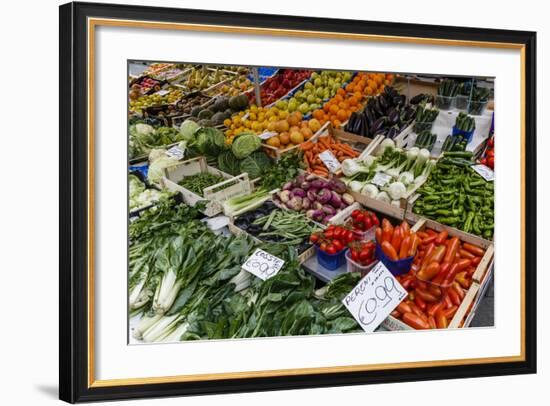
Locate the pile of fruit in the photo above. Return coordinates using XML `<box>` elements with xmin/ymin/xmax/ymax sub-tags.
<box><xmin>129</xmin><ymin>77</ymin><xmax>163</xmax><ymax>97</ymax></box>
<box><xmin>478</xmin><ymin>136</ymin><xmax>494</xmax><ymax>169</ymax></box>
<box><xmin>129</xmin><ymin>88</ymin><xmax>184</xmax><ymax>114</ymax></box>
<box><xmin>176</xmin><ymin>93</ymin><xmax>211</xmax><ymax>115</ymax></box>
<box><xmin>206</xmin><ymin>75</ymin><xmax>253</xmax><ymax>97</ymax></box>
<box><xmin>143</xmin><ymin>63</ymin><xmax>173</xmax><ymax>75</ymax></box>
<box><xmin>182</xmin><ymin>66</ymin><xmax>235</xmax><ymax>92</ymax></box>
<box><xmin>224</xmin><ymin>106</ymin><xmax>319</xmax><ymax>147</ymax></box>
<box><xmin>311</xmin><ymin>72</ymin><xmax>393</xmax><ymax>128</ymax></box>
<box><xmin>374</xmin><ymin>219</ymin><xmax>419</xmax><ymax>261</ymax></box>
<box><xmin>310</xmin><ymin>224</ymin><xmax>357</xmax><ymax>255</ymax></box>
<box><xmin>249</xmin><ymin>69</ymin><xmax>311</xmax><ymax>106</ymax></box>
<box><xmin>190</xmin><ymin>94</ymin><xmax>249</xmax><ymax>127</ymax></box>
<box><xmin>391</xmin><ymin>229</ymin><xmax>486</xmax><ymax>329</ymax></box>
<box><xmin>276</xmin><ymin>71</ymin><xmax>352</xmax><ymax>116</ymax></box>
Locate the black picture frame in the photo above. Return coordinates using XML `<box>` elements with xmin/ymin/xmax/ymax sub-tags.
<box><xmin>59</xmin><ymin>1</ymin><xmax>537</xmax><ymax>403</ymax></box>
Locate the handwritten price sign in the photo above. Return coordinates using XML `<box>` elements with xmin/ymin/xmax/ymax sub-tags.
<box><xmin>319</xmin><ymin>150</ymin><xmax>342</xmax><ymax>173</ymax></box>
<box><xmin>242</xmin><ymin>249</ymin><xmax>285</xmax><ymax>281</ymax></box>
<box><xmin>342</xmin><ymin>262</ymin><xmax>407</xmax><ymax>332</ymax></box>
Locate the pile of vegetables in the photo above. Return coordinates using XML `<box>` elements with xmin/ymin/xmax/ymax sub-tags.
<box><xmin>391</xmin><ymin>229</ymin><xmax>486</xmax><ymax>329</ymax></box>
<box><xmin>468</xmin><ymin>87</ymin><xmax>490</xmax><ymax>115</ymax></box>
<box><xmin>437</xmin><ymin>79</ymin><xmax>459</xmax><ymax>98</ymax></box>
<box><xmin>413</xmin><ymin>151</ymin><xmax>494</xmax><ymax>238</ymax></box>
<box><xmin>344</xmin><ymin>86</ymin><xmax>417</xmax><ymax>139</ymax></box>
<box><xmin>414</xmin><ymin>130</ymin><xmax>437</xmax><ymax>151</ymax></box>
<box><xmin>413</xmin><ymin>106</ymin><xmax>439</xmax><ymax>133</ymax></box>
<box><xmin>129</xmin><ymin>174</ymin><xmax>172</xmax><ymax>211</ymax></box>
<box><xmin>348</xmin><ymin>240</ymin><xmax>377</xmax><ymax>267</ymax></box>
<box><xmin>129</xmin><ymin>123</ymin><xmax>184</xmax><ymax>159</ymax></box>
<box><xmin>454</xmin><ymin>112</ymin><xmax>476</xmax><ymax>133</ymax></box>
<box><xmin>177</xmin><ymin>172</ymin><xmax>225</xmax><ymax>196</ymax></box>
<box><xmin>374</xmin><ymin>219</ymin><xmax>419</xmax><ymax>261</ymax></box>
<box><xmin>300</xmin><ymin>134</ymin><xmax>360</xmax><ymax>178</ymax></box>
<box><xmin>478</xmin><ymin>135</ymin><xmax>494</xmax><ymax>169</ymax></box>
<box><xmin>346</xmin><ymin>208</ymin><xmax>380</xmax><ymax>233</ymax></box>
<box><xmin>310</xmin><ymin>225</ymin><xmax>358</xmax><ymax>255</ymax></box>
<box><xmin>234</xmin><ymin>202</ymin><xmax>320</xmax><ymax>253</ymax></box>
<box><xmin>259</xmin><ymin>150</ymin><xmax>304</xmax><ymax>192</ymax></box>
<box><xmin>131</xmin><ymin>201</ymin><xmax>363</xmax><ymax>341</ymax></box>
<box><xmin>341</xmin><ymin>140</ymin><xmax>435</xmax><ymax>204</ymax></box>
<box><xmin>441</xmin><ymin>134</ymin><xmax>467</xmax><ymax>153</ymax></box>
<box><xmin>273</xmin><ymin>174</ymin><xmax>354</xmax><ymax>224</ymax></box>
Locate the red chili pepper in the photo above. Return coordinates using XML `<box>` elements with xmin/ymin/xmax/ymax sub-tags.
<box><xmin>435</xmin><ymin>230</ymin><xmax>448</xmax><ymax>245</ymax></box>
<box><xmin>402</xmin><ymin>312</ymin><xmax>430</xmax><ymax>330</ymax></box>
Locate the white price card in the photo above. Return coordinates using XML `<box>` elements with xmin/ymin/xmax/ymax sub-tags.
<box><xmin>319</xmin><ymin>150</ymin><xmax>342</xmax><ymax>173</ymax></box>
<box><xmin>242</xmin><ymin>249</ymin><xmax>285</xmax><ymax>281</ymax></box>
<box><xmin>342</xmin><ymin>261</ymin><xmax>407</xmax><ymax>333</ymax></box>
<box><xmin>154</xmin><ymin>89</ymin><xmax>170</xmax><ymax>96</ymax></box>
<box><xmin>165</xmin><ymin>145</ymin><xmax>185</xmax><ymax>160</ymax></box>
<box><xmin>471</xmin><ymin>164</ymin><xmax>494</xmax><ymax>181</ymax></box>
<box><xmin>371</xmin><ymin>172</ymin><xmax>392</xmax><ymax>187</ymax></box>
<box><xmin>259</xmin><ymin>132</ymin><xmax>278</xmax><ymax>140</ymax></box>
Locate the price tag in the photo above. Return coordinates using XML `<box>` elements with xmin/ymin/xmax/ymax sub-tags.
<box><xmin>259</xmin><ymin>132</ymin><xmax>278</xmax><ymax>140</ymax></box>
<box><xmin>471</xmin><ymin>164</ymin><xmax>494</xmax><ymax>181</ymax></box>
<box><xmin>342</xmin><ymin>262</ymin><xmax>407</xmax><ymax>333</ymax></box>
<box><xmin>370</xmin><ymin>172</ymin><xmax>392</xmax><ymax>187</ymax></box>
<box><xmin>165</xmin><ymin>145</ymin><xmax>185</xmax><ymax>160</ymax></box>
<box><xmin>242</xmin><ymin>248</ymin><xmax>285</xmax><ymax>281</ymax></box>
<box><xmin>154</xmin><ymin>89</ymin><xmax>170</xmax><ymax>96</ymax></box>
<box><xmin>319</xmin><ymin>150</ymin><xmax>342</xmax><ymax>173</ymax></box>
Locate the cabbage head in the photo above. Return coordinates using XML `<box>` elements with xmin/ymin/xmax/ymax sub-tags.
<box><xmin>231</xmin><ymin>132</ymin><xmax>261</xmax><ymax>159</ymax></box>
<box><xmin>239</xmin><ymin>151</ymin><xmax>272</xmax><ymax>179</ymax></box>
<box><xmin>192</xmin><ymin>127</ymin><xmax>225</xmax><ymax>156</ymax></box>
<box><xmin>217</xmin><ymin>150</ymin><xmax>241</xmax><ymax>175</ymax></box>
<box><xmin>179</xmin><ymin>120</ymin><xmax>199</xmax><ymax>142</ymax></box>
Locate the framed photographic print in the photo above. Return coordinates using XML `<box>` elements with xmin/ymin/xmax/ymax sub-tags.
<box><xmin>59</xmin><ymin>1</ymin><xmax>537</xmax><ymax>403</ymax></box>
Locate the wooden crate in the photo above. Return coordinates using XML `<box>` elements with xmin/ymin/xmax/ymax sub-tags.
<box><xmin>227</xmin><ymin>214</ymin><xmax>317</xmax><ymax>264</ymax></box>
<box><xmin>161</xmin><ymin>156</ymin><xmax>251</xmax><ymax>217</ymax></box>
<box><xmin>381</xmin><ymin>217</ymin><xmax>494</xmax><ymax>331</ymax></box>
<box><xmin>261</xmin><ymin>121</ymin><xmax>330</xmax><ymax>160</ymax></box>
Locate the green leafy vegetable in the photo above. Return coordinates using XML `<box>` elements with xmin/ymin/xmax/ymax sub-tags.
<box><xmin>217</xmin><ymin>150</ymin><xmax>241</xmax><ymax>176</ymax></box>
<box><xmin>231</xmin><ymin>131</ymin><xmax>261</xmax><ymax>159</ymax></box>
<box><xmin>178</xmin><ymin>173</ymin><xmax>225</xmax><ymax>195</ymax></box>
<box><xmin>239</xmin><ymin>151</ymin><xmax>272</xmax><ymax>179</ymax></box>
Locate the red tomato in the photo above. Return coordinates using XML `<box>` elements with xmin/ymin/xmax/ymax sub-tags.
<box><xmin>351</xmin><ymin>209</ymin><xmax>361</xmax><ymax>218</ymax></box>
<box><xmin>325</xmin><ymin>229</ymin><xmax>334</xmax><ymax>239</ymax></box>
<box><xmin>326</xmin><ymin>244</ymin><xmax>336</xmax><ymax>255</ymax></box>
<box><xmin>320</xmin><ymin>242</ymin><xmax>328</xmax><ymax>252</ymax></box>
<box><xmin>364</xmin><ymin>217</ymin><xmax>373</xmax><ymax>230</ymax></box>
<box><xmin>356</xmin><ymin>213</ymin><xmax>366</xmax><ymax>223</ymax></box>
<box><xmin>333</xmin><ymin>227</ymin><xmax>343</xmax><ymax>239</ymax></box>
<box><xmin>359</xmin><ymin>250</ymin><xmax>370</xmax><ymax>263</ymax></box>
<box><xmin>310</xmin><ymin>234</ymin><xmax>319</xmax><ymax>243</ymax></box>
<box><xmin>333</xmin><ymin>239</ymin><xmax>344</xmax><ymax>251</ymax></box>
<box><xmin>371</xmin><ymin>215</ymin><xmax>380</xmax><ymax>226</ymax></box>
<box><xmin>487</xmin><ymin>156</ymin><xmax>494</xmax><ymax>169</ymax></box>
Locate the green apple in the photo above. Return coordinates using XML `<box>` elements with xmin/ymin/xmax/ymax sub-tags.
<box><xmin>304</xmin><ymin>82</ymin><xmax>313</xmax><ymax>89</ymax></box>
<box><xmin>298</xmin><ymin>103</ymin><xmax>309</xmax><ymax>114</ymax></box>
<box><xmin>307</xmin><ymin>94</ymin><xmax>316</xmax><ymax>104</ymax></box>
<box><xmin>276</xmin><ymin>100</ymin><xmax>288</xmax><ymax>110</ymax></box>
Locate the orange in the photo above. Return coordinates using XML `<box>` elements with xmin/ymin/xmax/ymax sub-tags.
<box><xmin>313</xmin><ymin>109</ymin><xmax>324</xmax><ymax>120</ymax></box>
<box><xmin>266</xmin><ymin>136</ymin><xmax>281</xmax><ymax>148</ymax></box>
<box><xmin>337</xmin><ymin>88</ymin><xmax>346</xmax><ymax>96</ymax></box>
<box><xmin>329</xmin><ymin>104</ymin><xmax>339</xmax><ymax>114</ymax></box>
<box><xmin>346</xmin><ymin>84</ymin><xmax>354</xmax><ymax>92</ymax></box>
<box><xmin>338</xmin><ymin>101</ymin><xmax>348</xmax><ymax>110</ymax></box>
<box><xmin>279</xmin><ymin>132</ymin><xmax>290</xmax><ymax>145</ymax></box>
<box><xmin>334</xmin><ymin>94</ymin><xmax>344</xmax><ymax>103</ymax></box>
<box><xmin>333</xmin><ymin>119</ymin><xmax>342</xmax><ymax>128</ymax></box>
<box><xmin>365</xmin><ymin>86</ymin><xmax>374</xmax><ymax>95</ymax></box>
<box><xmin>323</xmin><ymin>103</ymin><xmax>331</xmax><ymax>113</ymax></box>
<box><xmin>348</xmin><ymin>97</ymin><xmax>359</xmax><ymax>107</ymax></box>
<box><xmin>337</xmin><ymin>109</ymin><xmax>348</xmax><ymax>121</ymax></box>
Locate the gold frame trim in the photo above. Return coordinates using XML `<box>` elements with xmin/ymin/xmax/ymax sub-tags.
<box><xmin>87</xmin><ymin>17</ymin><xmax>527</xmax><ymax>388</ymax></box>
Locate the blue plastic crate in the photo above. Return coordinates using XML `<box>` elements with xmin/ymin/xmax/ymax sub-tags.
<box><xmin>316</xmin><ymin>245</ymin><xmax>347</xmax><ymax>271</ymax></box>
<box><xmin>451</xmin><ymin>125</ymin><xmax>474</xmax><ymax>143</ymax></box>
<box><xmin>375</xmin><ymin>244</ymin><xmax>414</xmax><ymax>276</ymax></box>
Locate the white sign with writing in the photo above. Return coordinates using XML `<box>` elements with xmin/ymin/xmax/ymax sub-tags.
<box><xmin>342</xmin><ymin>262</ymin><xmax>407</xmax><ymax>333</ymax></box>
<box><xmin>371</xmin><ymin>172</ymin><xmax>393</xmax><ymax>187</ymax></box>
<box><xmin>319</xmin><ymin>150</ymin><xmax>342</xmax><ymax>173</ymax></box>
<box><xmin>242</xmin><ymin>249</ymin><xmax>285</xmax><ymax>281</ymax></box>
<box><xmin>259</xmin><ymin>132</ymin><xmax>279</xmax><ymax>140</ymax></box>
<box><xmin>165</xmin><ymin>145</ymin><xmax>185</xmax><ymax>160</ymax></box>
<box><xmin>154</xmin><ymin>89</ymin><xmax>170</xmax><ymax>96</ymax></box>
<box><xmin>471</xmin><ymin>164</ymin><xmax>494</xmax><ymax>182</ymax></box>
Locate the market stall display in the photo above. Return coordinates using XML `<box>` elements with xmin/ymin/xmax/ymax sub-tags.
<box><xmin>128</xmin><ymin>61</ymin><xmax>495</xmax><ymax>342</ymax></box>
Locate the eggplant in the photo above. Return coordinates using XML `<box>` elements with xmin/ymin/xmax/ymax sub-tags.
<box><xmin>387</xmin><ymin>109</ymin><xmax>400</xmax><ymax>125</ymax></box>
<box><xmin>393</xmin><ymin>95</ymin><xmax>406</xmax><ymax>107</ymax></box>
<box><xmin>409</xmin><ymin>93</ymin><xmax>425</xmax><ymax>105</ymax></box>
<box><xmin>379</xmin><ymin>94</ymin><xmax>388</xmax><ymax>111</ymax></box>
<box><xmin>372</xmin><ymin>117</ymin><xmax>386</xmax><ymax>133</ymax></box>
<box><xmin>373</xmin><ymin>98</ymin><xmax>384</xmax><ymax>116</ymax></box>
<box><xmin>359</xmin><ymin>115</ymin><xmax>369</xmax><ymax>137</ymax></box>
<box><xmin>352</xmin><ymin>113</ymin><xmax>363</xmax><ymax>134</ymax></box>
<box><xmin>364</xmin><ymin>107</ymin><xmax>375</xmax><ymax>126</ymax></box>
